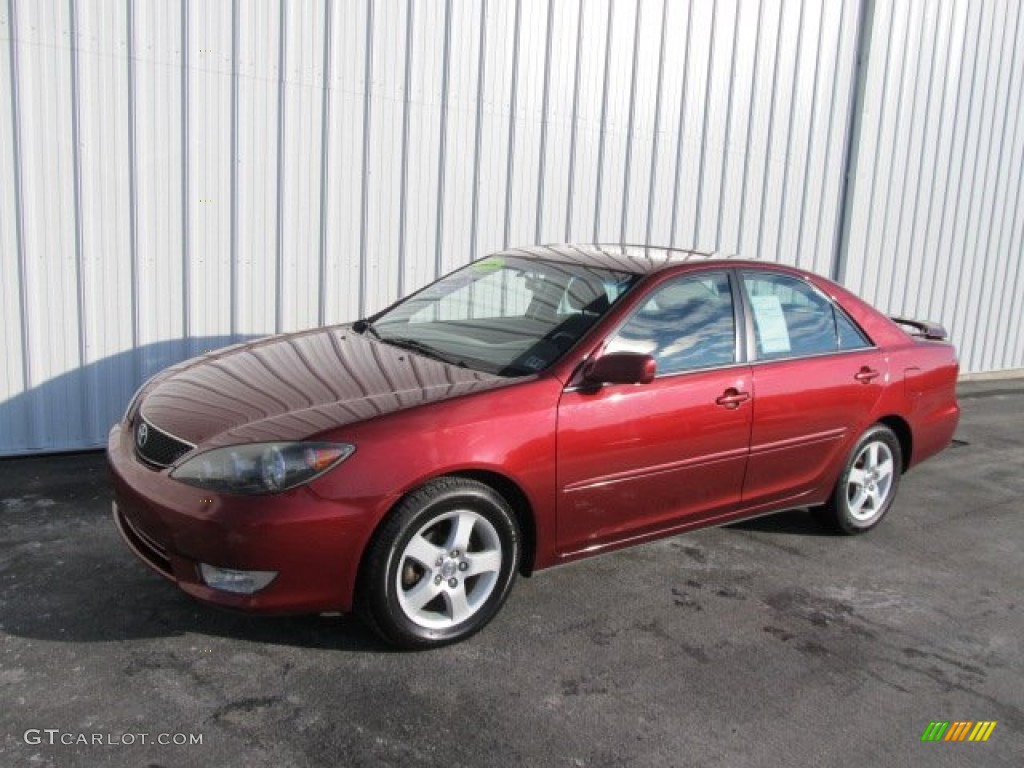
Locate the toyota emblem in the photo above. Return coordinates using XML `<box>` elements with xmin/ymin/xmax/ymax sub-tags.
<box><xmin>136</xmin><ymin>422</ymin><xmax>149</xmax><ymax>448</ymax></box>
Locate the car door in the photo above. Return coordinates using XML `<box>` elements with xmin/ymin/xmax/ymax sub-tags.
<box><xmin>738</xmin><ymin>270</ymin><xmax>886</xmax><ymax>508</ymax></box>
<box><xmin>556</xmin><ymin>271</ymin><xmax>753</xmax><ymax>554</ymax></box>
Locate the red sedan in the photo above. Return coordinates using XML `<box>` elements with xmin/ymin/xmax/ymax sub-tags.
<box><xmin>108</xmin><ymin>244</ymin><xmax>960</xmax><ymax>648</ymax></box>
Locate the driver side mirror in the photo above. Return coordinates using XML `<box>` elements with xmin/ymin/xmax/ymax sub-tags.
<box><xmin>583</xmin><ymin>352</ymin><xmax>657</xmax><ymax>385</ymax></box>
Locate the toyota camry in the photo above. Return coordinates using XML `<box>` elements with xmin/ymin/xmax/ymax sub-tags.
<box><xmin>108</xmin><ymin>244</ymin><xmax>960</xmax><ymax>648</ymax></box>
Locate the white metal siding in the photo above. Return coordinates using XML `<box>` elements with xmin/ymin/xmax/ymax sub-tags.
<box><xmin>840</xmin><ymin>0</ymin><xmax>1024</xmax><ymax>375</ymax></box>
<box><xmin>0</xmin><ymin>0</ymin><xmax>1020</xmax><ymax>456</ymax></box>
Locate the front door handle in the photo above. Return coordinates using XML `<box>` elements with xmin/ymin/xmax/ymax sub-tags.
<box><xmin>854</xmin><ymin>366</ymin><xmax>881</xmax><ymax>384</ymax></box>
<box><xmin>715</xmin><ymin>388</ymin><xmax>751</xmax><ymax>409</ymax></box>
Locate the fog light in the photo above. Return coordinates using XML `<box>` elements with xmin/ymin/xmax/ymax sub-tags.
<box><xmin>199</xmin><ymin>564</ymin><xmax>277</xmax><ymax>594</ymax></box>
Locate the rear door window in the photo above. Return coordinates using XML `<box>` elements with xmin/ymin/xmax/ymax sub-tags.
<box><xmin>741</xmin><ymin>272</ymin><xmax>870</xmax><ymax>360</ymax></box>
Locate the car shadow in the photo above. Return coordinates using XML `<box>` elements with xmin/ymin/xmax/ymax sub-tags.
<box><xmin>2</xmin><ymin>503</ymin><xmax>836</xmax><ymax>655</ymax></box>
<box><xmin>2</xmin><ymin>441</ymin><xmax>832</xmax><ymax>653</ymax></box>
<box><xmin>1</xmin><ymin>495</ymin><xmax>395</xmax><ymax>653</ymax></box>
<box><xmin>1</xmin><ymin>546</ymin><xmax>395</xmax><ymax>652</ymax></box>
<box><xmin>0</xmin><ymin>335</ymin><xmax>262</xmax><ymax>456</ymax></box>
<box><xmin>726</xmin><ymin>508</ymin><xmax>836</xmax><ymax>537</ymax></box>
<box><xmin>0</xmin><ymin>335</ymin><xmax>403</xmax><ymax>653</ymax></box>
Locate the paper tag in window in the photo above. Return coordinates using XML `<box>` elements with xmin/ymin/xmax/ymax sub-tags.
<box><xmin>750</xmin><ymin>295</ymin><xmax>791</xmax><ymax>354</ymax></box>
<box><xmin>472</xmin><ymin>256</ymin><xmax>505</xmax><ymax>272</ymax></box>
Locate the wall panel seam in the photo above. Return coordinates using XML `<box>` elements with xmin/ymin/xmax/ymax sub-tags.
<box><xmin>715</xmin><ymin>0</ymin><xmax>742</xmax><ymax>250</ymax></box>
<box><xmin>752</xmin><ymin>0</ymin><xmax>786</xmax><ymax>261</ymax></box>
<box><xmin>6</xmin><ymin>0</ymin><xmax>31</xmax><ymax>429</ymax></box>
<box><xmin>181</xmin><ymin>0</ymin><xmax>191</xmax><ymax>344</ymax></box>
<box><xmin>126</xmin><ymin>0</ymin><xmax>140</xmax><ymax>376</ymax></box>
<box><xmin>644</xmin><ymin>0</ymin><xmax>669</xmax><ymax>247</ymax></box>
<box><xmin>503</xmin><ymin>0</ymin><xmax>522</xmax><ymax>250</ymax></box>
<box><xmin>535</xmin><ymin>0</ymin><xmax>554</xmax><ymax>243</ymax></box>
<box><xmin>68</xmin><ymin>0</ymin><xmax>88</xmax><ymax>440</ymax></box>
<box><xmin>669</xmin><ymin>0</ymin><xmax>694</xmax><ymax>247</ymax></box>
<box><xmin>317</xmin><ymin>0</ymin><xmax>332</xmax><ymax>325</ymax></box>
<box><xmin>275</xmin><ymin>0</ymin><xmax>287</xmax><ymax>332</ymax></box>
<box><xmin>229</xmin><ymin>0</ymin><xmax>240</xmax><ymax>336</ymax></box>
<box><xmin>773</xmin><ymin>0</ymin><xmax>808</xmax><ymax>263</ymax></box>
<box><xmin>358</xmin><ymin>0</ymin><xmax>373</xmax><ymax>317</ymax></box>
<box><xmin>592</xmin><ymin>0</ymin><xmax>614</xmax><ymax>243</ymax></box>
<box><xmin>620</xmin><ymin>0</ymin><xmax>642</xmax><ymax>243</ymax></box>
<box><xmin>434</xmin><ymin>0</ymin><xmax>452</xmax><ymax>278</ymax></box>
<box><xmin>693</xmin><ymin>0</ymin><xmax>718</xmax><ymax>247</ymax></box>
<box><xmin>468</xmin><ymin>0</ymin><xmax>486</xmax><ymax>262</ymax></box>
<box><xmin>736</xmin><ymin>0</ymin><xmax>767</xmax><ymax>251</ymax></box>
<box><xmin>563</xmin><ymin>0</ymin><xmax>583</xmax><ymax>242</ymax></box>
<box><xmin>792</xmin><ymin>0</ymin><xmax>828</xmax><ymax>268</ymax></box>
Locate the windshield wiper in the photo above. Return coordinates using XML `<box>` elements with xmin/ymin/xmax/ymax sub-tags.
<box><xmin>352</xmin><ymin>319</ymin><xmax>381</xmax><ymax>340</ymax></box>
<box><xmin>355</xmin><ymin>320</ymin><xmax>467</xmax><ymax>368</ymax></box>
<box><xmin>381</xmin><ymin>337</ymin><xmax>466</xmax><ymax>368</ymax></box>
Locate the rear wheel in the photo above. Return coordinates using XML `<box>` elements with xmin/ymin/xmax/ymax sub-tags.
<box><xmin>815</xmin><ymin>424</ymin><xmax>902</xmax><ymax>534</ymax></box>
<box><xmin>358</xmin><ymin>477</ymin><xmax>520</xmax><ymax>649</ymax></box>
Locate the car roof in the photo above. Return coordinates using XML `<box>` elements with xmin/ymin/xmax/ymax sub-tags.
<box><xmin>489</xmin><ymin>243</ymin><xmax>751</xmax><ymax>275</ymax></box>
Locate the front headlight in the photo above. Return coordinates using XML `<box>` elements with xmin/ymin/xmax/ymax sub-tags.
<box><xmin>170</xmin><ymin>442</ymin><xmax>355</xmax><ymax>494</ymax></box>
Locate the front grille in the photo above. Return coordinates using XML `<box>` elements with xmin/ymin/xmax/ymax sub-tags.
<box><xmin>134</xmin><ymin>417</ymin><xmax>194</xmax><ymax>468</ymax></box>
<box><xmin>114</xmin><ymin>506</ymin><xmax>173</xmax><ymax>577</ymax></box>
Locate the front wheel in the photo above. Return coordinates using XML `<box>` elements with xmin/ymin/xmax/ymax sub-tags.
<box><xmin>357</xmin><ymin>477</ymin><xmax>520</xmax><ymax>649</ymax></box>
<box><xmin>815</xmin><ymin>424</ymin><xmax>902</xmax><ymax>534</ymax></box>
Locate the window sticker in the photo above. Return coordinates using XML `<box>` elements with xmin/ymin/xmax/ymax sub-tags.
<box><xmin>750</xmin><ymin>294</ymin><xmax>791</xmax><ymax>354</ymax></box>
<box><xmin>472</xmin><ymin>256</ymin><xmax>505</xmax><ymax>273</ymax></box>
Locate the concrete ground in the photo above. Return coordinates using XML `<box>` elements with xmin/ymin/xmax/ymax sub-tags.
<box><xmin>1</xmin><ymin>381</ymin><xmax>1021</xmax><ymax>767</ymax></box>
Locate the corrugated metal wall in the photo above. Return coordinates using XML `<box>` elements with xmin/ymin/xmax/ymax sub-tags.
<box><xmin>0</xmin><ymin>0</ymin><xmax>1020</xmax><ymax>456</ymax></box>
<box><xmin>840</xmin><ymin>0</ymin><xmax>1024</xmax><ymax>375</ymax></box>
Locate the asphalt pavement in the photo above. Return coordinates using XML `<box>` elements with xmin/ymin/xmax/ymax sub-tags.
<box><xmin>1</xmin><ymin>380</ymin><xmax>1022</xmax><ymax>767</ymax></box>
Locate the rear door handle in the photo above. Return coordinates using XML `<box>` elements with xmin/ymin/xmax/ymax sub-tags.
<box><xmin>715</xmin><ymin>388</ymin><xmax>751</xmax><ymax>409</ymax></box>
<box><xmin>854</xmin><ymin>366</ymin><xmax>881</xmax><ymax>384</ymax></box>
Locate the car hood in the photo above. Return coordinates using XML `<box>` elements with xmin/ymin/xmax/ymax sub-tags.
<box><xmin>138</xmin><ymin>326</ymin><xmax>513</xmax><ymax>448</ymax></box>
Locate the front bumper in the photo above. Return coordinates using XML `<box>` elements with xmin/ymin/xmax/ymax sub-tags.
<box><xmin>107</xmin><ymin>422</ymin><xmax>374</xmax><ymax>614</ymax></box>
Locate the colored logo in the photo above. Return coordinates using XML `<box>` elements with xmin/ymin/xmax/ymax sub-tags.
<box><xmin>921</xmin><ymin>721</ymin><xmax>997</xmax><ymax>742</ymax></box>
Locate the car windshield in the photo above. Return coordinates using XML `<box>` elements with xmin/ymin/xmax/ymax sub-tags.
<box><xmin>364</xmin><ymin>255</ymin><xmax>639</xmax><ymax>376</ymax></box>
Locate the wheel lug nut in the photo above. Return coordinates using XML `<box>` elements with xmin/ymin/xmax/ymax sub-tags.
<box><xmin>448</xmin><ymin>578</ymin><xmax>458</xmax><ymax>588</ymax></box>
<box><xmin>435</xmin><ymin>557</ymin><xmax>444</xmax><ymax>567</ymax></box>
<box><xmin>451</xmin><ymin>550</ymin><xmax>459</xmax><ymax>558</ymax></box>
<box><xmin>458</xmin><ymin>561</ymin><xmax>468</xmax><ymax>571</ymax></box>
<box><xmin>434</xmin><ymin>575</ymin><xmax>442</xmax><ymax>585</ymax></box>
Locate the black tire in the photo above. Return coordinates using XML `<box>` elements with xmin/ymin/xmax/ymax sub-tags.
<box><xmin>357</xmin><ymin>477</ymin><xmax>520</xmax><ymax>649</ymax></box>
<box><xmin>814</xmin><ymin>424</ymin><xmax>902</xmax><ymax>535</ymax></box>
